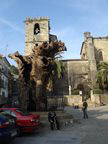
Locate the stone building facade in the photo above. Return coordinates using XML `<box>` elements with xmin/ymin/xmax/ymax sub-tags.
<box><xmin>24</xmin><ymin>17</ymin><xmax>108</xmax><ymax>106</ymax></box>
<box><xmin>80</xmin><ymin>32</ymin><xmax>108</xmax><ymax>88</ymax></box>
<box><xmin>81</xmin><ymin>32</ymin><xmax>108</xmax><ymax>62</ymax></box>
<box><xmin>0</xmin><ymin>56</ymin><xmax>19</xmax><ymax>106</ymax></box>
<box><xmin>0</xmin><ymin>57</ymin><xmax>11</xmax><ymax>104</ymax></box>
<box><xmin>59</xmin><ymin>32</ymin><xmax>108</xmax><ymax>97</ymax></box>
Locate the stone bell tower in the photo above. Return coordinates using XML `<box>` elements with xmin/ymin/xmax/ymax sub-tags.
<box><xmin>24</xmin><ymin>17</ymin><xmax>50</xmax><ymax>55</ymax></box>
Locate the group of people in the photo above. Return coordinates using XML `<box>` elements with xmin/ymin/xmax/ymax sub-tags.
<box><xmin>48</xmin><ymin>100</ymin><xmax>88</xmax><ymax>130</ymax></box>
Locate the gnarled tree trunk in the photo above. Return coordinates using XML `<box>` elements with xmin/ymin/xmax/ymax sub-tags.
<box><xmin>9</xmin><ymin>41</ymin><xmax>66</xmax><ymax>111</ymax></box>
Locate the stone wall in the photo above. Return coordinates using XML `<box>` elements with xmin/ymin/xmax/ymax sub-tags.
<box><xmin>65</xmin><ymin>59</ymin><xmax>89</xmax><ymax>90</ymax></box>
<box><xmin>80</xmin><ymin>33</ymin><xmax>108</xmax><ymax>89</ymax></box>
<box><xmin>91</xmin><ymin>91</ymin><xmax>108</xmax><ymax>106</ymax></box>
<box><xmin>90</xmin><ymin>91</ymin><xmax>100</xmax><ymax>106</ymax></box>
<box><xmin>53</xmin><ymin>60</ymin><xmax>89</xmax><ymax>96</ymax></box>
<box><xmin>64</xmin><ymin>95</ymin><xmax>82</xmax><ymax>106</ymax></box>
<box><xmin>100</xmin><ymin>94</ymin><xmax>108</xmax><ymax>105</ymax></box>
<box><xmin>80</xmin><ymin>33</ymin><xmax>108</xmax><ymax>62</ymax></box>
<box><xmin>94</xmin><ymin>38</ymin><xmax>108</xmax><ymax>62</ymax></box>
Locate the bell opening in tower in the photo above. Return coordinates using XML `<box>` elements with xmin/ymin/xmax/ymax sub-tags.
<box><xmin>34</xmin><ymin>23</ymin><xmax>40</xmax><ymax>35</ymax></box>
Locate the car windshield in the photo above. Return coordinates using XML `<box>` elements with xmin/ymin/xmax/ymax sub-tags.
<box><xmin>16</xmin><ymin>109</ymin><xmax>30</xmax><ymax>116</ymax></box>
<box><xmin>0</xmin><ymin>110</ymin><xmax>16</xmax><ymax>117</ymax></box>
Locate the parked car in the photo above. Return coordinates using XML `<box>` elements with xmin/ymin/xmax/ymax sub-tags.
<box><xmin>0</xmin><ymin>113</ymin><xmax>17</xmax><ymax>143</ymax></box>
<box><xmin>0</xmin><ymin>108</ymin><xmax>40</xmax><ymax>134</ymax></box>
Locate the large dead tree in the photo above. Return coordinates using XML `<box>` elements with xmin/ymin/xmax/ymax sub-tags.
<box><xmin>9</xmin><ymin>41</ymin><xmax>66</xmax><ymax>111</ymax></box>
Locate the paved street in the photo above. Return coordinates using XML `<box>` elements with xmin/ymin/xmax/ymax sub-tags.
<box><xmin>14</xmin><ymin>130</ymin><xmax>81</xmax><ymax>144</ymax></box>
<box><xmin>65</xmin><ymin>106</ymin><xmax>108</xmax><ymax>144</ymax></box>
<box><xmin>13</xmin><ymin>106</ymin><xmax>108</xmax><ymax>144</ymax></box>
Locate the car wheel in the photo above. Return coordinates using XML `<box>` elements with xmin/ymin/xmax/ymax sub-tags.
<box><xmin>17</xmin><ymin>127</ymin><xmax>22</xmax><ymax>136</ymax></box>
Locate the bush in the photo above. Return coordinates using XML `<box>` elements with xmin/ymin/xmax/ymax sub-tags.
<box><xmin>93</xmin><ymin>89</ymin><xmax>103</xmax><ymax>94</ymax></box>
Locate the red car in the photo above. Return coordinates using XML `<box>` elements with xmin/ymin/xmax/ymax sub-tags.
<box><xmin>0</xmin><ymin>108</ymin><xmax>40</xmax><ymax>134</ymax></box>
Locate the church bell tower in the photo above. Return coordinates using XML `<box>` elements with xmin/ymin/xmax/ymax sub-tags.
<box><xmin>24</xmin><ymin>17</ymin><xmax>50</xmax><ymax>55</ymax></box>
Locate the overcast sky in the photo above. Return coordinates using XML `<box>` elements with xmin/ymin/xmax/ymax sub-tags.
<box><xmin>0</xmin><ymin>0</ymin><xmax>108</xmax><ymax>65</ymax></box>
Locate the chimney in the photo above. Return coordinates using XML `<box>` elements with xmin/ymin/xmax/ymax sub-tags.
<box><xmin>84</xmin><ymin>32</ymin><xmax>91</xmax><ymax>41</ymax></box>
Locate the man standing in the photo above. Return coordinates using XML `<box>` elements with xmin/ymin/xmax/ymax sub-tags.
<box><xmin>82</xmin><ymin>100</ymin><xmax>88</xmax><ymax>119</ymax></box>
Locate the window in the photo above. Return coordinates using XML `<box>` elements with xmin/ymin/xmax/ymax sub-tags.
<box><xmin>2</xmin><ymin>91</ymin><xmax>5</xmax><ymax>97</ymax></box>
<box><xmin>16</xmin><ymin>109</ymin><xmax>30</xmax><ymax>116</ymax></box>
<box><xmin>34</xmin><ymin>23</ymin><xmax>40</xmax><ymax>35</ymax></box>
<box><xmin>3</xmin><ymin>110</ymin><xmax>16</xmax><ymax>117</ymax></box>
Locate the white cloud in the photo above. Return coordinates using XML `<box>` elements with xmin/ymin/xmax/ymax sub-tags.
<box><xmin>0</xmin><ymin>17</ymin><xmax>24</xmax><ymax>34</ymax></box>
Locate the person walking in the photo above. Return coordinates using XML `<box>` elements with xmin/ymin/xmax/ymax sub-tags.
<box><xmin>82</xmin><ymin>100</ymin><xmax>88</xmax><ymax>119</ymax></box>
